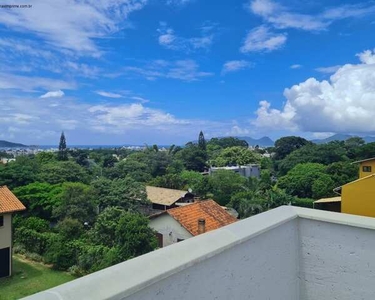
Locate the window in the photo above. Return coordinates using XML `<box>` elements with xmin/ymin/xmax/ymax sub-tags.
<box><xmin>0</xmin><ymin>216</ymin><xmax>3</xmax><ymax>227</ymax></box>
<box><xmin>363</xmin><ymin>166</ymin><xmax>372</xmax><ymax>173</ymax></box>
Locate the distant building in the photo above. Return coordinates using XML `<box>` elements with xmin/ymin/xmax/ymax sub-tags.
<box><xmin>146</xmin><ymin>186</ymin><xmax>195</xmax><ymax>211</ymax></box>
<box><xmin>0</xmin><ymin>186</ymin><xmax>26</xmax><ymax>278</ymax></box>
<box><xmin>149</xmin><ymin>200</ymin><xmax>237</xmax><ymax>247</ymax></box>
<box><xmin>314</xmin><ymin>157</ymin><xmax>375</xmax><ymax>217</ymax></box>
<box><xmin>209</xmin><ymin>164</ymin><xmax>260</xmax><ymax>179</ymax></box>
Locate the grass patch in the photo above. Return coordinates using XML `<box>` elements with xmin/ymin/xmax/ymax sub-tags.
<box><xmin>0</xmin><ymin>255</ymin><xmax>75</xmax><ymax>300</ymax></box>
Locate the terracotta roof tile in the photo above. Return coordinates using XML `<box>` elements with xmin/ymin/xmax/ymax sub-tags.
<box><xmin>0</xmin><ymin>186</ymin><xmax>26</xmax><ymax>214</ymax></box>
<box><xmin>167</xmin><ymin>200</ymin><xmax>237</xmax><ymax>236</ymax></box>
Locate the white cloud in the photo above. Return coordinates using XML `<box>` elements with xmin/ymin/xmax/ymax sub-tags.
<box><xmin>122</xmin><ymin>59</ymin><xmax>213</xmax><ymax>81</ymax></box>
<box><xmin>0</xmin><ymin>73</ymin><xmax>76</xmax><ymax>91</ymax></box>
<box><xmin>222</xmin><ymin>60</ymin><xmax>253</xmax><ymax>74</ymax></box>
<box><xmin>0</xmin><ymin>0</ymin><xmax>147</xmax><ymax>56</ymax></box>
<box><xmin>166</xmin><ymin>0</ymin><xmax>192</xmax><ymax>5</ymax></box>
<box><xmin>290</xmin><ymin>64</ymin><xmax>302</xmax><ymax>69</ymax></box>
<box><xmin>254</xmin><ymin>49</ymin><xmax>375</xmax><ymax>134</ymax></box>
<box><xmin>315</xmin><ymin>65</ymin><xmax>342</xmax><ymax>74</ymax></box>
<box><xmin>247</xmin><ymin>0</ymin><xmax>375</xmax><ymax>31</ymax></box>
<box><xmin>157</xmin><ymin>22</ymin><xmax>214</xmax><ymax>52</ymax></box>
<box><xmin>95</xmin><ymin>91</ymin><xmax>123</xmax><ymax>98</ymax></box>
<box><xmin>40</xmin><ymin>90</ymin><xmax>65</xmax><ymax>98</ymax></box>
<box><xmin>240</xmin><ymin>25</ymin><xmax>287</xmax><ymax>53</ymax></box>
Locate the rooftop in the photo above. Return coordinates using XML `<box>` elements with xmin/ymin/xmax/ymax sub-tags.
<box><xmin>0</xmin><ymin>186</ymin><xmax>26</xmax><ymax>214</ymax></box>
<box><xmin>146</xmin><ymin>186</ymin><xmax>190</xmax><ymax>206</ymax></box>
<box><xmin>23</xmin><ymin>206</ymin><xmax>375</xmax><ymax>300</ymax></box>
<box><xmin>314</xmin><ymin>196</ymin><xmax>342</xmax><ymax>203</ymax></box>
<box><xmin>165</xmin><ymin>200</ymin><xmax>237</xmax><ymax>236</ymax></box>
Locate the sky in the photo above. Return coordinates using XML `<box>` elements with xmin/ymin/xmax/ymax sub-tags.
<box><xmin>0</xmin><ymin>0</ymin><xmax>375</xmax><ymax>145</ymax></box>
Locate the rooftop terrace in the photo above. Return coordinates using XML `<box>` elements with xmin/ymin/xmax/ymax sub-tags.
<box><xmin>23</xmin><ymin>206</ymin><xmax>375</xmax><ymax>300</ymax></box>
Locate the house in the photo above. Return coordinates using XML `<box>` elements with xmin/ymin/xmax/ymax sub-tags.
<box><xmin>209</xmin><ymin>164</ymin><xmax>260</xmax><ymax>179</ymax></box>
<box><xmin>314</xmin><ymin>157</ymin><xmax>375</xmax><ymax>217</ymax></box>
<box><xmin>0</xmin><ymin>186</ymin><xmax>26</xmax><ymax>278</ymax></box>
<box><xmin>146</xmin><ymin>186</ymin><xmax>195</xmax><ymax>211</ymax></box>
<box><xmin>149</xmin><ymin>200</ymin><xmax>237</xmax><ymax>247</ymax></box>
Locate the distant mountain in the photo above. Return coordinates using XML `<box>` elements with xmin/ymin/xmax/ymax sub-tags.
<box><xmin>237</xmin><ymin>136</ymin><xmax>274</xmax><ymax>147</ymax></box>
<box><xmin>312</xmin><ymin>134</ymin><xmax>375</xmax><ymax>144</ymax></box>
<box><xmin>0</xmin><ymin>140</ymin><xmax>28</xmax><ymax>148</ymax></box>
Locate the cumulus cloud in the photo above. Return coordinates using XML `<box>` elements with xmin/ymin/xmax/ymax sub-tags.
<box><xmin>254</xmin><ymin>49</ymin><xmax>375</xmax><ymax>134</ymax></box>
<box><xmin>247</xmin><ymin>0</ymin><xmax>375</xmax><ymax>31</ymax></box>
<box><xmin>157</xmin><ymin>22</ymin><xmax>214</xmax><ymax>52</ymax></box>
<box><xmin>240</xmin><ymin>25</ymin><xmax>287</xmax><ymax>53</ymax></box>
<box><xmin>315</xmin><ymin>65</ymin><xmax>342</xmax><ymax>74</ymax></box>
<box><xmin>40</xmin><ymin>90</ymin><xmax>65</xmax><ymax>98</ymax></box>
<box><xmin>222</xmin><ymin>60</ymin><xmax>253</xmax><ymax>74</ymax></box>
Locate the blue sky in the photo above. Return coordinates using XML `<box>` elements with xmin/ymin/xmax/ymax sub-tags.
<box><xmin>1</xmin><ymin>0</ymin><xmax>375</xmax><ymax>145</ymax></box>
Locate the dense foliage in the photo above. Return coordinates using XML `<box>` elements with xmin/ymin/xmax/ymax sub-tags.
<box><xmin>3</xmin><ymin>132</ymin><xmax>375</xmax><ymax>277</ymax></box>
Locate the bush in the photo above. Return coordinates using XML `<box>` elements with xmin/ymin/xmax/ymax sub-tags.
<box><xmin>292</xmin><ymin>198</ymin><xmax>314</xmax><ymax>208</ymax></box>
<box><xmin>15</xmin><ymin>228</ymin><xmax>55</xmax><ymax>255</ymax></box>
<box><xmin>24</xmin><ymin>252</ymin><xmax>44</xmax><ymax>262</ymax></box>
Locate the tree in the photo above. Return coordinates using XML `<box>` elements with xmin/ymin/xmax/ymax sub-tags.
<box><xmin>277</xmin><ymin>163</ymin><xmax>334</xmax><ymax>199</ymax></box>
<box><xmin>211</xmin><ymin>146</ymin><xmax>261</xmax><ymax>167</ymax></box>
<box><xmin>274</xmin><ymin>136</ymin><xmax>311</xmax><ymax>160</ymax></box>
<box><xmin>53</xmin><ymin>183</ymin><xmax>97</xmax><ymax>223</ymax></box>
<box><xmin>91</xmin><ymin>207</ymin><xmax>125</xmax><ymax>247</ymax></box>
<box><xmin>39</xmin><ymin>161</ymin><xmax>90</xmax><ymax>184</ymax></box>
<box><xmin>13</xmin><ymin>182</ymin><xmax>62</xmax><ymax>219</ymax></box>
<box><xmin>0</xmin><ymin>156</ymin><xmax>40</xmax><ymax>189</ymax></box>
<box><xmin>175</xmin><ymin>144</ymin><xmax>207</xmax><ymax>172</ymax></box>
<box><xmin>209</xmin><ymin>170</ymin><xmax>247</xmax><ymax>205</ymax></box>
<box><xmin>115</xmin><ymin>212</ymin><xmax>157</xmax><ymax>259</ymax></box>
<box><xmin>198</xmin><ymin>131</ymin><xmax>207</xmax><ymax>151</ymax></box>
<box><xmin>57</xmin><ymin>218</ymin><xmax>85</xmax><ymax>240</ymax></box>
<box><xmin>96</xmin><ymin>177</ymin><xmax>148</xmax><ymax>211</ymax></box>
<box><xmin>58</xmin><ymin>132</ymin><xmax>68</xmax><ymax>161</ymax></box>
<box><xmin>208</xmin><ymin>137</ymin><xmax>248</xmax><ymax>149</ymax></box>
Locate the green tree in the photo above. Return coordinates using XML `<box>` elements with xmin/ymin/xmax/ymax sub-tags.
<box><xmin>13</xmin><ymin>182</ymin><xmax>62</xmax><ymax>219</ymax></box>
<box><xmin>39</xmin><ymin>161</ymin><xmax>90</xmax><ymax>184</ymax></box>
<box><xmin>274</xmin><ymin>136</ymin><xmax>311</xmax><ymax>160</ymax></box>
<box><xmin>58</xmin><ymin>132</ymin><xmax>68</xmax><ymax>161</ymax></box>
<box><xmin>175</xmin><ymin>144</ymin><xmax>207</xmax><ymax>172</ymax></box>
<box><xmin>209</xmin><ymin>170</ymin><xmax>246</xmax><ymax>205</ymax></box>
<box><xmin>57</xmin><ymin>218</ymin><xmax>85</xmax><ymax>240</ymax></box>
<box><xmin>277</xmin><ymin>163</ymin><xmax>333</xmax><ymax>199</ymax></box>
<box><xmin>198</xmin><ymin>131</ymin><xmax>207</xmax><ymax>151</ymax></box>
<box><xmin>115</xmin><ymin>212</ymin><xmax>157</xmax><ymax>259</ymax></box>
<box><xmin>211</xmin><ymin>146</ymin><xmax>261</xmax><ymax>167</ymax></box>
<box><xmin>53</xmin><ymin>183</ymin><xmax>97</xmax><ymax>223</ymax></box>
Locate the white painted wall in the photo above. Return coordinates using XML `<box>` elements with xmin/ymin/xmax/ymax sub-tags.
<box><xmin>0</xmin><ymin>213</ymin><xmax>12</xmax><ymax>277</ymax></box>
<box><xmin>128</xmin><ymin>220</ymin><xmax>300</xmax><ymax>300</ymax></box>
<box><xmin>299</xmin><ymin>218</ymin><xmax>375</xmax><ymax>300</ymax></box>
<box><xmin>0</xmin><ymin>214</ymin><xmax>12</xmax><ymax>249</ymax></box>
<box><xmin>149</xmin><ymin>214</ymin><xmax>192</xmax><ymax>247</ymax></box>
<box><xmin>22</xmin><ymin>207</ymin><xmax>375</xmax><ymax>300</ymax></box>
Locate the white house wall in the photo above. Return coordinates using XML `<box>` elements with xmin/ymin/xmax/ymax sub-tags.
<box><xmin>0</xmin><ymin>214</ymin><xmax>12</xmax><ymax>249</ymax></box>
<box><xmin>149</xmin><ymin>214</ymin><xmax>192</xmax><ymax>247</ymax></box>
<box><xmin>299</xmin><ymin>218</ymin><xmax>375</xmax><ymax>300</ymax></box>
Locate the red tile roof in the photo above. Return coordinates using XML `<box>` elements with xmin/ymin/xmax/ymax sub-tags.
<box><xmin>167</xmin><ymin>200</ymin><xmax>237</xmax><ymax>236</ymax></box>
<box><xmin>0</xmin><ymin>186</ymin><xmax>26</xmax><ymax>214</ymax></box>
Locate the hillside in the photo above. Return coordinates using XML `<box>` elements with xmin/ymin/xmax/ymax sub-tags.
<box><xmin>0</xmin><ymin>140</ymin><xmax>28</xmax><ymax>148</ymax></box>
<box><xmin>236</xmin><ymin>136</ymin><xmax>274</xmax><ymax>147</ymax></box>
<box><xmin>312</xmin><ymin>134</ymin><xmax>375</xmax><ymax>144</ymax></box>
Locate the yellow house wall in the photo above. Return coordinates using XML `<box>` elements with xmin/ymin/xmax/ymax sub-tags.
<box><xmin>359</xmin><ymin>160</ymin><xmax>375</xmax><ymax>178</ymax></box>
<box><xmin>342</xmin><ymin>176</ymin><xmax>375</xmax><ymax>217</ymax></box>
